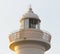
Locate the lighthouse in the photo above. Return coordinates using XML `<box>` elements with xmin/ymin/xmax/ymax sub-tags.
<box><xmin>9</xmin><ymin>7</ymin><xmax>51</xmax><ymax>54</ymax></box>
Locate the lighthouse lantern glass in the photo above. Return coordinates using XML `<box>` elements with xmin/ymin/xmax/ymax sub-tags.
<box><xmin>29</xmin><ymin>18</ymin><xmax>40</xmax><ymax>29</ymax></box>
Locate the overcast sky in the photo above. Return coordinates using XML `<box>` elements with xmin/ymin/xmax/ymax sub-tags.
<box><xmin>0</xmin><ymin>0</ymin><xmax>60</xmax><ymax>54</ymax></box>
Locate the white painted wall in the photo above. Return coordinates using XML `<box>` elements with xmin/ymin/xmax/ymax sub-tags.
<box><xmin>15</xmin><ymin>44</ymin><xmax>45</xmax><ymax>54</ymax></box>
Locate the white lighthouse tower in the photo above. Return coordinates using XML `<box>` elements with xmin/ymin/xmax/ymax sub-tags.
<box><xmin>9</xmin><ymin>7</ymin><xmax>51</xmax><ymax>54</ymax></box>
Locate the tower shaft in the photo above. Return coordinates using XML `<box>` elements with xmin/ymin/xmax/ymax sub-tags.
<box><xmin>15</xmin><ymin>43</ymin><xmax>45</xmax><ymax>54</ymax></box>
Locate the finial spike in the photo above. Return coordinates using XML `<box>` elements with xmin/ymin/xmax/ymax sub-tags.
<box><xmin>28</xmin><ymin>4</ymin><xmax>33</xmax><ymax>13</ymax></box>
<box><xmin>29</xmin><ymin>4</ymin><xmax>32</xmax><ymax>10</ymax></box>
<box><xmin>29</xmin><ymin>4</ymin><xmax>31</xmax><ymax>8</ymax></box>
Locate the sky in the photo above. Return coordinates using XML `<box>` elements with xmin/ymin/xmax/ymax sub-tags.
<box><xmin>0</xmin><ymin>0</ymin><xmax>60</xmax><ymax>54</ymax></box>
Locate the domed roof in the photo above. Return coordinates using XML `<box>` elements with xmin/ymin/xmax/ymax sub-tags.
<box><xmin>20</xmin><ymin>7</ymin><xmax>40</xmax><ymax>22</ymax></box>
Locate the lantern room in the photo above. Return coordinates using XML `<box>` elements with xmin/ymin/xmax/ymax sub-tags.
<box><xmin>20</xmin><ymin>7</ymin><xmax>41</xmax><ymax>29</ymax></box>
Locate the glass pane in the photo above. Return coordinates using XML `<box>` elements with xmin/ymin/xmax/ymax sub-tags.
<box><xmin>29</xmin><ymin>19</ymin><xmax>40</xmax><ymax>29</ymax></box>
<box><xmin>24</xmin><ymin>19</ymin><xmax>29</xmax><ymax>29</ymax></box>
<box><xmin>20</xmin><ymin>20</ymin><xmax>24</xmax><ymax>29</ymax></box>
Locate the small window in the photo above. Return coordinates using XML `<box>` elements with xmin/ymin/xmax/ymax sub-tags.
<box><xmin>24</xmin><ymin>19</ymin><xmax>29</xmax><ymax>29</ymax></box>
<box><xmin>29</xmin><ymin>19</ymin><xmax>40</xmax><ymax>29</ymax></box>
